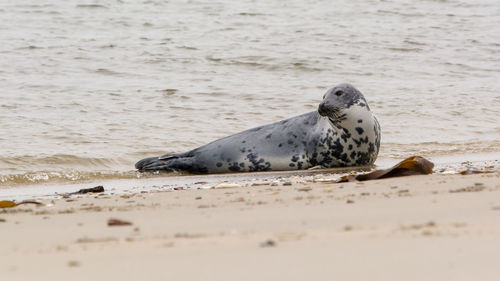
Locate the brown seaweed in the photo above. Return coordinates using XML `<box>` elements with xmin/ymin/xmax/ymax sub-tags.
<box><xmin>0</xmin><ymin>200</ymin><xmax>43</xmax><ymax>208</ymax></box>
<box><xmin>107</xmin><ymin>218</ymin><xmax>133</xmax><ymax>226</ymax></box>
<box><xmin>71</xmin><ymin>185</ymin><xmax>104</xmax><ymax>195</ymax></box>
<box><xmin>338</xmin><ymin>156</ymin><xmax>434</xmax><ymax>182</ymax></box>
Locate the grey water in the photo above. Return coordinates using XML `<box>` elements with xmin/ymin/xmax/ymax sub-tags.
<box><xmin>1</xmin><ymin>0</ymin><xmax>499</xmax><ymax>186</ymax></box>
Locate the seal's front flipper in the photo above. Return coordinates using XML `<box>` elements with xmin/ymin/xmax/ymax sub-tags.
<box><xmin>308</xmin><ymin>165</ymin><xmax>328</xmax><ymax>170</ymax></box>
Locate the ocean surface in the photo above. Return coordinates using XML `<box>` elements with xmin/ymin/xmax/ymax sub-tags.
<box><xmin>1</xmin><ymin>0</ymin><xmax>499</xmax><ymax>186</ymax></box>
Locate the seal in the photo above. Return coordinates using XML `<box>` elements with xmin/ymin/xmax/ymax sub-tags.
<box><xmin>136</xmin><ymin>83</ymin><xmax>381</xmax><ymax>174</ymax></box>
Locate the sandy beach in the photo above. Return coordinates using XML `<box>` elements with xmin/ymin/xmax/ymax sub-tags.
<box><xmin>2</xmin><ymin>170</ymin><xmax>499</xmax><ymax>281</ymax></box>
<box><xmin>2</xmin><ymin>1</ymin><xmax>500</xmax><ymax>280</ymax></box>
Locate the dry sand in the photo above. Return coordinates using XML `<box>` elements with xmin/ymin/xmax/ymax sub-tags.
<box><xmin>1</xmin><ymin>171</ymin><xmax>500</xmax><ymax>281</ymax></box>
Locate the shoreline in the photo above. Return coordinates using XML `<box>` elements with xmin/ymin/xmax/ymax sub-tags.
<box><xmin>1</xmin><ymin>153</ymin><xmax>499</xmax><ymax>201</ymax></box>
<box><xmin>1</xmin><ymin>171</ymin><xmax>500</xmax><ymax>280</ymax></box>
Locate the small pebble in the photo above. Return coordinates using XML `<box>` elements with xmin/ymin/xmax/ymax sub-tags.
<box><xmin>216</xmin><ymin>183</ymin><xmax>241</xmax><ymax>189</ymax></box>
<box><xmin>195</xmin><ymin>196</ymin><xmax>202</xmax><ymax>200</ymax></box>
<box><xmin>314</xmin><ymin>178</ymin><xmax>336</xmax><ymax>183</ymax></box>
<box><xmin>68</xmin><ymin>260</ymin><xmax>80</xmax><ymax>267</ymax></box>
<box><xmin>282</xmin><ymin>181</ymin><xmax>292</xmax><ymax>186</ymax></box>
<box><xmin>260</xmin><ymin>239</ymin><xmax>277</xmax><ymax>248</ymax></box>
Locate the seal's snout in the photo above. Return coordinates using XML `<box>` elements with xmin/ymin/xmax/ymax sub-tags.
<box><xmin>318</xmin><ymin>102</ymin><xmax>329</xmax><ymax>116</ymax></box>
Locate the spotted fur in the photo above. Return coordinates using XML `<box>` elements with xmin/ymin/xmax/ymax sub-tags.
<box><xmin>136</xmin><ymin>83</ymin><xmax>381</xmax><ymax>173</ymax></box>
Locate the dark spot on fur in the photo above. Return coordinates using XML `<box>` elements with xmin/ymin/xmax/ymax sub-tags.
<box><xmin>278</xmin><ymin>143</ymin><xmax>283</xmax><ymax>147</ymax></box>
<box><xmin>357</xmin><ymin>119</ymin><xmax>363</xmax><ymax>123</ymax></box>
<box><xmin>368</xmin><ymin>142</ymin><xmax>375</xmax><ymax>153</ymax></box>
<box><xmin>348</xmin><ymin>144</ymin><xmax>353</xmax><ymax>150</ymax></box>
<box><xmin>287</xmin><ymin>140</ymin><xmax>294</xmax><ymax>145</ymax></box>
<box><xmin>247</xmin><ymin>153</ymin><xmax>269</xmax><ymax>172</ymax></box>
<box><xmin>289</xmin><ymin>163</ymin><xmax>295</xmax><ymax>167</ymax></box>
<box><xmin>355</xmin><ymin>127</ymin><xmax>364</xmax><ymax>135</ymax></box>
<box><xmin>242</xmin><ymin>140</ymin><xmax>246</xmax><ymax>143</ymax></box>
<box><xmin>340</xmin><ymin>153</ymin><xmax>348</xmax><ymax>162</ymax></box>
<box><xmin>291</xmin><ymin>154</ymin><xmax>299</xmax><ymax>162</ymax></box>
<box><xmin>216</xmin><ymin>162</ymin><xmax>223</xmax><ymax>167</ymax></box>
<box><xmin>266</xmin><ymin>134</ymin><xmax>272</xmax><ymax>139</ymax></box>
<box><xmin>229</xmin><ymin>162</ymin><xmax>241</xmax><ymax>172</ymax></box>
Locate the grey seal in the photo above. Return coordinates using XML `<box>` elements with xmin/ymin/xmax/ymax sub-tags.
<box><xmin>136</xmin><ymin>83</ymin><xmax>381</xmax><ymax>174</ymax></box>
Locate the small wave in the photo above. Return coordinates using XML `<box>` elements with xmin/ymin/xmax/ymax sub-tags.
<box><xmin>387</xmin><ymin>47</ymin><xmax>423</xmax><ymax>52</ymax></box>
<box><xmin>76</xmin><ymin>4</ymin><xmax>108</xmax><ymax>9</ymax></box>
<box><xmin>0</xmin><ymin>154</ymin><xmax>131</xmax><ymax>175</ymax></box>
<box><xmin>237</xmin><ymin>12</ymin><xmax>268</xmax><ymax>16</ymax></box>
<box><xmin>0</xmin><ymin>170</ymin><xmax>138</xmax><ymax>186</ymax></box>
<box><xmin>159</xmin><ymin>89</ymin><xmax>178</xmax><ymax>96</ymax></box>
<box><xmin>380</xmin><ymin>140</ymin><xmax>500</xmax><ymax>159</ymax></box>
<box><xmin>205</xmin><ymin>55</ymin><xmax>324</xmax><ymax>72</ymax></box>
<box><xmin>95</xmin><ymin>68</ymin><xmax>125</xmax><ymax>76</ymax></box>
<box><xmin>17</xmin><ymin>45</ymin><xmax>43</xmax><ymax>50</ymax></box>
<box><xmin>376</xmin><ymin>10</ymin><xmax>426</xmax><ymax>17</ymax></box>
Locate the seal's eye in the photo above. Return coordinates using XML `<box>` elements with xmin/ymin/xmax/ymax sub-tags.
<box><xmin>334</xmin><ymin>90</ymin><xmax>343</xmax><ymax>97</ymax></box>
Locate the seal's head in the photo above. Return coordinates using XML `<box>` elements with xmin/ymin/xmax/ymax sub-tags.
<box><xmin>318</xmin><ymin>83</ymin><xmax>369</xmax><ymax>121</ymax></box>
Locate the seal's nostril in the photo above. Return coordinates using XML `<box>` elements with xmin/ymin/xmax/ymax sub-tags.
<box><xmin>318</xmin><ymin>103</ymin><xmax>328</xmax><ymax>116</ymax></box>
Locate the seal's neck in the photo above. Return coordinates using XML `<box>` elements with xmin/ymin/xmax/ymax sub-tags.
<box><xmin>328</xmin><ymin>101</ymin><xmax>374</xmax><ymax>129</ymax></box>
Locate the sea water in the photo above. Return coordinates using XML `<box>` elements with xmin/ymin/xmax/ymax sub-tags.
<box><xmin>1</xmin><ymin>0</ymin><xmax>499</xmax><ymax>186</ymax></box>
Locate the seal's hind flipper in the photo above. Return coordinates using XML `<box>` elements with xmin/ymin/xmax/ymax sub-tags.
<box><xmin>135</xmin><ymin>155</ymin><xmax>196</xmax><ymax>172</ymax></box>
<box><xmin>158</xmin><ymin>152</ymin><xmax>185</xmax><ymax>160</ymax></box>
<box><xmin>135</xmin><ymin>156</ymin><xmax>161</xmax><ymax>170</ymax></box>
<box><xmin>136</xmin><ymin>151</ymin><xmax>191</xmax><ymax>171</ymax></box>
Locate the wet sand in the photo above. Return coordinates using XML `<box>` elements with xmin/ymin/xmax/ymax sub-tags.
<box><xmin>1</xmin><ymin>171</ymin><xmax>500</xmax><ymax>281</ymax></box>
